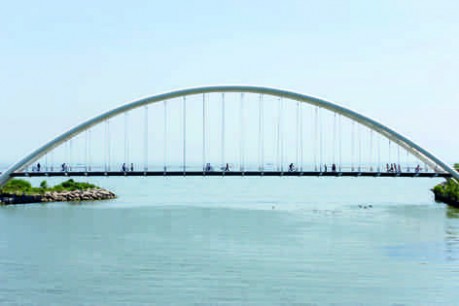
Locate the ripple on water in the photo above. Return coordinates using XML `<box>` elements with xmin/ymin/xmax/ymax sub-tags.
<box><xmin>1</xmin><ymin>177</ymin><xmax>459</xmax><ymax>304</ymax></box>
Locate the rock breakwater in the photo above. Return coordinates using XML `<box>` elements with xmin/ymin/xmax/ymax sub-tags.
<box><xmin>0</xmin><ymin>188</ymin><xmax>116</xmax><ymax>205</ymax></box>
<box><xmin>42</xmin><ymin>188</ymin><xmax>116</xmax><ymax>202</ymax></box>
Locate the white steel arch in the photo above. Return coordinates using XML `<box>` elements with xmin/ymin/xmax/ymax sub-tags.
<box><xmin>1</xmin><ymin>85</ymin><xmax>458</xmax><ymax>186</ymax></box>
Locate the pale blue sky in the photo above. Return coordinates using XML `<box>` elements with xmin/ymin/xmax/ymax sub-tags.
<box><xmin>1</xmin><ymin>0</ymin><xmax>458</xmax><ymax>165</ymax></box>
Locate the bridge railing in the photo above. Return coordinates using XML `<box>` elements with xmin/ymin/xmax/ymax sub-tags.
<box><xmin>17</xmin><ymin>163</ymin><xmax>442</xmax><ymax>174</ymax></box>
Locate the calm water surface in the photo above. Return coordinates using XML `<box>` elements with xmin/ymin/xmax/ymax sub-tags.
<box><xmin>1</xmin><ymin>177</ymin><xmax>459</xmax><ymax>304</ymax></box>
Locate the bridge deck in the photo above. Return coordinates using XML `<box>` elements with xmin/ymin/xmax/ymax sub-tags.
<box><xmin>7</xmin><ymin>171</ymin><xmax>451</xmax><ymax>178</ymax></box>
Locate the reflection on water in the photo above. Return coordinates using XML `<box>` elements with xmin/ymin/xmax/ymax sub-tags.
<box><xmin>1</xmin><ymin>177</ymin><xmax>459</xmax><ymax>304</ymax></box>
<box><xmin>445</xmin><ymin>207</ymin><xmax>459</xmax><ymax>262</ymax></box>
<box><xmin>446</xmin><ymin>206</ymin><xmax>459</xmax><ymax>219</ymax></box>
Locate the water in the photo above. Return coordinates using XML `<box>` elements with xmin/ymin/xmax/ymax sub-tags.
<box><xmin>1</xmin><ymin>177</ymin><xmax>459</xmax><ymax>304</ymax></box>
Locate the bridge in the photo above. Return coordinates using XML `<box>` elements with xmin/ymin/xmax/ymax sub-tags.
<box><xmin>1</xmin><ymin>85</ymin><xmax>458</xmax><ymax>186</ymax></box>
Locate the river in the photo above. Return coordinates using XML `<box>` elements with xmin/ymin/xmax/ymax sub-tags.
<box><xmin>1</xmin><ymin>177</ymin><xmax>458</xmax><ymax>304</ymax></box>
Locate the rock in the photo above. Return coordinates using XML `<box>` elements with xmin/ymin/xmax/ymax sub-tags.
<box><xmin>40</xmin><ymin>188</ymin><xmax>116</xmax><ymax>203</ymax></box>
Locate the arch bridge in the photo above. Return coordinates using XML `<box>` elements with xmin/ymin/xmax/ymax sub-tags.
<box><xmin>1</xmin><ymin>85</ymin><xmax>457</xmax><ymax>186</ymax></box>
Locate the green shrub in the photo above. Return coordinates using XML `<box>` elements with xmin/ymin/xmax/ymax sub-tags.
<box><xmin>40</xmin><ymin>180</ymin><xmax>48</xmax><ymax>189</ymax></box>
<box><xmin>53</xmin><ymin>179</ymin><xmax>96</xmax><ymax>191</ymax></box>
<box><xmin>1</xmin><ymin>179</ymin><xmax>100</xmax><ymax>195</ymax></box>
<box><xmin>0</xmin><ymin>179</ymin><xmax>32</xmax><ymax>195</ymax></box>
<box><xmin>52</xmin><ymin>185</ymin><xmax>64</xmax><ymax>192</ymax></box>
<box><xmin>434</xmin><ymin>179</ymin><xmax>459</xmax><ymax>202</ymax></box>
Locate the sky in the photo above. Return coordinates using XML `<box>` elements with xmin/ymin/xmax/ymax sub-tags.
<box><xmin>1</xmin><ymin>0</ymin><xmax>458</xmax><ymax>166</ymax></box>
